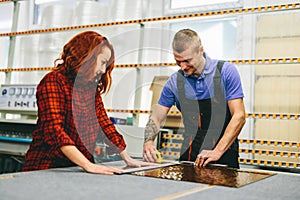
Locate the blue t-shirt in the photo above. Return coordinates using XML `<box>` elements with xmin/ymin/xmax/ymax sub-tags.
<box><xmin>158</xmin><ymin>54</ymin><xmax>244</xmax><ymax>110</ymax></box>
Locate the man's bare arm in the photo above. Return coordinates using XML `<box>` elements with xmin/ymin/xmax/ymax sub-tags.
<box><xmin>143</xmin><ymin>104</ymin><xmax>169</xmax><ymax>162</ymax></box>
<box><xmin>144</xmin><ymin>118</ymin><xmax>159</xmax><ymax>142</ymax></box>
<box><xmin>144</xmin><ymin>104</ymin><xmax>170</xmax><ymax>142</ymax></box>
<box><xmin>213</xmin><ymin>98</ymin><xmax>246</xmax><ymax>154</ymax></box>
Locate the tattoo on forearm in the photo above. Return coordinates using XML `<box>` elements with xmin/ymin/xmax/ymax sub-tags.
<box><xmin>144</xmin><ymin>118</ymin><xmax>159</xmax><ymax>143</ymax></box>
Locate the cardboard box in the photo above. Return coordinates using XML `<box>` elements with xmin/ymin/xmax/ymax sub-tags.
<box><xmin>150</xmin><ymin>76</ymin><xmax>183</xmax><ymax>128</ymax></box>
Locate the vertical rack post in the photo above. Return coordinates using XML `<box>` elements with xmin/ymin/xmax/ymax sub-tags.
<box><xmin>5</xmin><ymin>0</ymin><xmax>20</xmax><ymax>84</ymax></box>
<box><xmin>133</xmin><ymin>23</ymin><xmax>145</xmax><ymax>126</ymax></box>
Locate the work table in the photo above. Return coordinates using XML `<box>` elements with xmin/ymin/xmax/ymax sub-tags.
<box><xmin>1</xmin><ymin>161</ymin><xmax>299</xmax><ymax>200</ymax></box>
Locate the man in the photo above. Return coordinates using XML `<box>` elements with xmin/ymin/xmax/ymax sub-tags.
<box><xmin>143</xmin><ymin>29</ymin><xmax>245</xmax><ymax>168</ymax></box>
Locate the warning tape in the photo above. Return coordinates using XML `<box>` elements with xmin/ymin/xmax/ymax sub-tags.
<box><xmin>1</xmin><ymin>57</ymin><xmax>300</xmax><ymax>72</ymax></box>
<box><xmin>161</xmin><ymin>134</ymin><xmax>300</xmax><ymax>147</ymax></box>
<box><xmin>162</xmin><ymin>143</ymin><xmax>182</xmax><ymax>149</ymax></box>
<box><xmin>106</xmin><ymin>109</ymin><xmax>299</xmax><ymax>120</ymax></box>
<box><xmin>239</xmin><ymin>158</ymin><xmax>299</xmax><ymax>168</ymax></box>
<box><xmin>161</xmin><ymin>144</ymin><xmax>299</xmax><ymax>158</ymax></box>
<box><xmin>161</xmin><ymin>151</ymin><xmax>180</xmax><ymax>157</ymax></box>
<box><xmin>162</xmin><ymin>134</ymin><xmax>184</xmax><ymax>140</ymax></box>
<box><xmin>160</xmin><ymin>150</ymin><xmax>300</xmax><ymax>168</ymax></box>
<box><xmin>0</xmin><ymin>105</ymin><xmax>297</xmax><ymax>121</ymax></box>
<box><xmin>0</xmin><ymin>57</ymin><xmax>300</xmax><ymax>72</ymax></box>
<box><xmin>239</xmin><ymin>148</ymin><xmax>299</xmax><ymax>158</ymax></box>
<box><xmin>161</xmin><ymin>152</ymin><xmax>300</xmax><ymax>168</ymax></box>
<box><xmin>245</xmin><ymin>113</ymin><xmax>299</xmax><ymax>120</ymax></box>
<box><xmin>239</xmin><ymin>139</ymin><xmax>300</xmax><ymax>147</ymax></box>
<box><xmin>0</xmin><ymin>67</ymin><xmax>53</xmax><ymax>72</ymax></box>
<box><xmin>0</xmin><ymin>3</ymin><xmax>299</xmax><ymax>37</ymax></box>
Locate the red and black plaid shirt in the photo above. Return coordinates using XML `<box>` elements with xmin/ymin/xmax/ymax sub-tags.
<box><xmin>23</xmin><ymin>71</ymin><xmax>126</xmax><ymax>171</ymax></box>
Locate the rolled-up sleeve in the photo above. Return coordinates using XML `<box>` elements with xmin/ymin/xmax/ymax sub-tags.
<box><xmin>95</xmin><ymin>92</ymin><xmax>126</xmax><ymax>152</ymax></box>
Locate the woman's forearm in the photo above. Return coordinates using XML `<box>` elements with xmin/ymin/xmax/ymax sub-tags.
<box><xmin>61</xmin><ymin>145</ymin><xmax>92</xmax><ymax>170</ymax></box>
<box><xmin>119</xmin><ymin>149</ymin><xmax>132</xmax><ymax>162</ymax></box>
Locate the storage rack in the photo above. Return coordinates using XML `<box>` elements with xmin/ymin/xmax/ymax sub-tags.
<box><xmin>0</xmin><ymin>1</ymin><xmax>299</xmax><ymax>171</ymax></box>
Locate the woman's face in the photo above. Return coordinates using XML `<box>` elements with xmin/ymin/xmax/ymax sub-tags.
<box><xmin>92</xmin><ymin>46</ymin><xmax>111</xmax><ymax>82</ymax></box>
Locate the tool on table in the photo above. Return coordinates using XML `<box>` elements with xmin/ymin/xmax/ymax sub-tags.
<box><xmin>156</xmin><ymin>151</ymin><xmax>163</xmax><ymax>163</ymax></box>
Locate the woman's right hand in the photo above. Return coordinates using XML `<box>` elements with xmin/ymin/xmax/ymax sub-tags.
<box><xmin>61</xmin><ymin>145</ymin><xmax>124</xmax><ymax>175</ymax></box>
<box><xmin>83</xmin><ymin>162</ymin><xmax>123</xmax><ymax>175</ymax></box>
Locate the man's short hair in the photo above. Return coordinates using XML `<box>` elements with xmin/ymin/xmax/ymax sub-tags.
<box><xmin>172</xmin><ymin>29</ymin><xmax>201</xmax><ymax>53</ymax></box>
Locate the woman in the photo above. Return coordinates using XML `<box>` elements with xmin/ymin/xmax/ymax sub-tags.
<box><xmin>23</xmin><ymin>31</ymin><xmax>151</xmax><ymax>174</ymax></box>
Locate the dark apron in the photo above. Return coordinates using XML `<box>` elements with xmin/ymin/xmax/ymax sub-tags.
<box><xmin>177</xmin><ymin>61</ymin><xmax>239</xmax><ymax>168</ymax></box>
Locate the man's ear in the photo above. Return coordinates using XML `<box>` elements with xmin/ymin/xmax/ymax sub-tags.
<box><xmin>199</xmin><ymin>45</ymin><xmax>204</xmax><ymax>53</ymax></box>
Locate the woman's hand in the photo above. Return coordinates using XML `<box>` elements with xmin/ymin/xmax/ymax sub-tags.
<box><xmin>120</xmin><ymin>150</ymin><xmax>159</xmax><ymax>167</ymax></box>
<box><xmin>61</xmin><ymin>145</ymin><xmax>123</xmax><ymax>174</ymax></box>
<box><xmin>125</xmin><ymin>157</ymin><xmax>158</xmax><ymax>168</ymax></box>
<box><xmin>83</xmin><ymin>162</ymin><xmax>123</xmax><ymax>175</ymax></box>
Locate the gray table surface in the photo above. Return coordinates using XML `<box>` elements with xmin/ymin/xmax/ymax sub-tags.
<box><xmin>1</xmin><ymin>161</ymin><xmax>299</xmax><ymax>200</ymax></box>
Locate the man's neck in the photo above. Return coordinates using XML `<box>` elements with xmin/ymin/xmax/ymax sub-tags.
<box><xmin>194</xmin><ymin>56</ymin><xmax>206</xmax><ymax>77</ymax></box>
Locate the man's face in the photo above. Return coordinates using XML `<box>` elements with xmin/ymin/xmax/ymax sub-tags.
<box><xmin>173</xmin><ymin>45</ymin><xmax>203</xmax><ymax>76</ymax></box>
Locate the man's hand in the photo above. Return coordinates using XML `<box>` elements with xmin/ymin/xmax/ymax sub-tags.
<box><xmin>194</xmin><ymin>150</ymin><xmax>223</xmax><ymax>167</ymax></box>
<box><xmin>143</xmin><ymin>140</ymin><xmax>158</xmax><ymax>162</ymax></box>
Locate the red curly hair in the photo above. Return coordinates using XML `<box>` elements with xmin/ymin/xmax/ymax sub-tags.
<box><xmin>54</xmin><ymin>31</ymin><xmax>115</xmax><ymax>94</ymax></box>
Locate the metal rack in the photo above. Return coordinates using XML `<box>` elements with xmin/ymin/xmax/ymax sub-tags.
<box><xmin>0</xmin><ymin>0</ymin><xmax>299</xmax><ymax>172</ymax></box>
